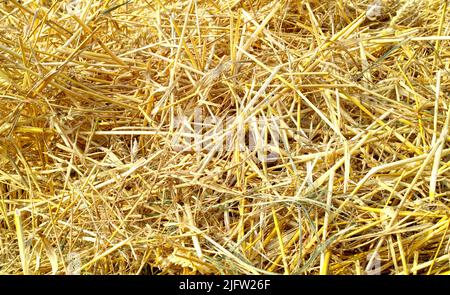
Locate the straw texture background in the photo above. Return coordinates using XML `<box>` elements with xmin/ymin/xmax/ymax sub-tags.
<box><xmin>1</xmin><ymin>0</ymin><xmax>450</xmax><ymax>274</ymax></box>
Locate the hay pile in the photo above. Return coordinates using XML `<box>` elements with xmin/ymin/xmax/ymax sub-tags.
<box><xmin>1</xmin><ymin>0</ymin><xmax>450</xmax><ymax>275</ymax></box>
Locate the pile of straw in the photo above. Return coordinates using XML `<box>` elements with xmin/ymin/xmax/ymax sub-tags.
<box><xmin>1</xmin><ymin>0</ymin><xmax>450</xmax><ymax>274</ymax></box>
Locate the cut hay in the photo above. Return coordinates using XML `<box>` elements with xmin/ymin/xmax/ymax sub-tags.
<box><xmin>1</xmin><ymin>0</ymin><xmax>450</xmax><ymax>275</ymax></box>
